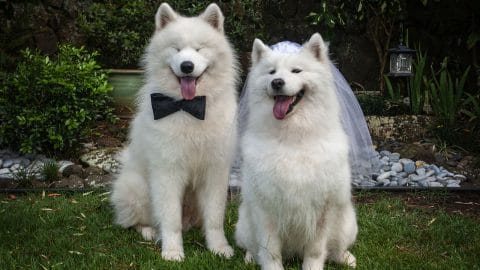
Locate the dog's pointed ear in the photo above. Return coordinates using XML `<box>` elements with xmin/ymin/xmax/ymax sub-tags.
<box><xmin>251</xmin><ymin>38</ymin><xmax>270</xmax><ymax>65</ymax></box>
<box><xmin>200</xmin><ymin>3</ymin><xmax>224</xmax><ymax>33</ymax></box>
<box><xmin>155</xmin><ymin>3</ymin><xmax>178</xmax><ymax>31</ymax></box>
<box><xmin>304</xmin><ymin>33</ymin><xmax>329</xmax><ymax>62</ymax></box>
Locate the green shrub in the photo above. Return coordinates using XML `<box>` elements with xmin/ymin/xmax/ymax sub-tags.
<box><xmin>356</xmin><ymin>94</ymin><xmax>409</xmax><ymax>116</ymax></box>
<box><xmin>0</xmin><ymin>44</ymin><xmax>115</xmax><ymax>157</ymax></box>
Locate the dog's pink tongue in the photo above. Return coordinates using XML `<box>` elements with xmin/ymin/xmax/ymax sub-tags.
<box><xmin>180</xmin><ymin>77</ymin><xmax>196</xmax><ymax>100</ymax></box>
<box><xmin>273</xmin><ymin>96</ymin><xmax>294</xmax><ymax>120</ymax></box>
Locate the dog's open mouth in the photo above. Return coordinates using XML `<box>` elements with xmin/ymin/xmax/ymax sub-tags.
<box><xmin>273</xmin><ymin>89</ymin><xmax>305</xmax><ymax>120</ymax></box>
<box><xmin>178</xmin><ymin>74</ymin><xmax>204</xmax><ymax>100</ymax></box>
<box><xmin>172</xmin><ymin>68</ymin><xmax>206</xmax><ymax>100</ymax></box>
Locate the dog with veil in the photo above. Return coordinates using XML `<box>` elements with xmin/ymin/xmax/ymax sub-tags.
<box><xmin>233</xmin><ymin>34</ymin><xmax>370</xmax><ymax>268</ymax></box>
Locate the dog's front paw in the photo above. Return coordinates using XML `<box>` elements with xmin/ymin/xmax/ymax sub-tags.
<box><xmin>134</xmin><ymin>225</ymin><xmax>157</xmax><ymax>241</ymax></box>
<box><xmin>302</xmin><ymin>257</ymin><xmax>325</xmax><ymax>270</ymax></box>
<box><xmin>161</xmin><ymin>249</ymin><xmax>185</xmax><ymax>261</ymax></box>
<box><xmin>342</xmin><ymin>251</ymin><xmax>356</xmax><ymax>268</ymax></box>
<box><xmin>210</xmin><ymin>244</ymin><xmax>234</xmax><ymax>258</ymax></box>
<box><xmin>244</xmin><ymin>251</ymin><xmax>255</xmax><ymax>263</ymax></box>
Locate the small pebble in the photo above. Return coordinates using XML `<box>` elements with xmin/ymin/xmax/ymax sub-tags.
<box><xmin>447</xmin><ymin>183</ymin><xmax>461</xmax><ymax>188</ymax></box>
<box><xmin>409</xmin><ymin>174</ymin><xmax>426</xmax><ymax>182</ymax></box>
<box><xmin>429</xmin><ymin>182</ymin><xmax>443</xmax><ymax>187</ymax></box>
<box><xmin>380</xmin><ymin>150</ymin><xmax>391</xmax><ymax>157</ymax></box>
<box><xmin>3</xmin><ymin>159</ymin><xmax>14</xmax><ymax>168</ymax></box>
<box><xmin>400</xmin><ymin>158</ymin><xmax>416</xmax><ymax>174</ymax></box>
<box><xmin>389</xmin><ymin>153</ymin><xmax>400</xmax><ymax>162</ymax></box>
<box><xmin>416</xmin><ymin>167</ymin><xmax>426</xmax><ymax>176</ymax></box>
<box><xmin>425</xmin><ymin>170</ymin><xmax>435</xmax><ymax>177</ymax></box>
<box><xmin>0</xmin><ymin>167</ymin><xmax>11</xmax><ymax>175</ymax></box>
<box><xmin>430</xmin><ymin>164</ymin><xmax>441</xmax><ymax>174</ymax></box>
<box><xmin>398</xmin><ymin>178</ymin><xmax>408</xmax><ymax>186</ymax></box>
<box><xmin>418</xmin><ymin>180</ymin><xmax>429</xmax><ymax>187</ymax></box>
<box><xmin>381</xmin><ymin>165</ymin><xmax>391</xmax><ymax>171</ymax></box>
<box><xmin>415</xmin><ymin>160</ymin><xmax>426</xmax><ymax>168</ymax></box>
<box><xmin>391</xmin><ymin>162</ymin><xmax>403</xmax><ymax>173</ymax></box>
<box><xmin>377</xmin><ymin>171</ymin><xmax>392</xmax><ymax>181</ymax></box>
<box><xmin>381</xmin><ymin>179</ymin><xmax>391</xmax><ymax>187</ymax></box>
<box><xmin>454</xmin><ymin>174</ymin><xmax>467</xmax><ymax>181</ymax></box>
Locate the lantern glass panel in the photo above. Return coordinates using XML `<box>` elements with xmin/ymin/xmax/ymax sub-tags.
<box><xmin>389</xmin><ymin>53</ymin><xmax>412</xmax><ymax>75</ymax></box>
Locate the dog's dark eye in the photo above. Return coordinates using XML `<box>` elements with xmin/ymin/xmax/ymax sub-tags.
<box><xmin>269</xmin><ymin>69</ymin><xmax>276</xmax><ymax>75</ymax></box>
<box><xmin>292</xmin><ymin>68</ymin><xmax>302</xmax><ymax>73</ymax></box>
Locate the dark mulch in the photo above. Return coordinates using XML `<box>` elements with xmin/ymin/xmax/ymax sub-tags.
<box><xmin>354</xmin><ymin>191</ymin><xmax>480</xmax><ymax>219</ymax></box>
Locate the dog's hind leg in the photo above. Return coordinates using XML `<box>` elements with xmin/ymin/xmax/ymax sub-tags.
<box><xmin>327</xmin><ymin>204</ymin><xmax>357</xmax><ymax>268</ymax></box>
<box><xmin>197</xmin><ymin>167</ymin><xmax>234</xmax><ymax>258</ymax></box>
<box><xmin>111</xmin><ymin>167</ymin><xmax>155</xmax><ymax>240</ymax></box>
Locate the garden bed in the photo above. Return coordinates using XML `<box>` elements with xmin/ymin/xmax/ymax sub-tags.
<box><xmin>1</xmin><ymin>110</ymin><xmax>479</xmax><ymax>191</ymax></box>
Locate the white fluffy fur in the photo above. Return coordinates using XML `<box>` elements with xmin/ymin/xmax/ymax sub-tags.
<box><xmin>235</xmin><ymin>34</ymin><xmax>358</xmax><ymax>270</ymax></box>
<box><xmin>110</xmin><ymin>3</ymin><xmax>238</xmax><ymax>261</ymax></box>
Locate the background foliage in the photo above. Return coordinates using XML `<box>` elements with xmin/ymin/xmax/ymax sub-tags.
<box><xmin>77</xmin><ymin>0</ymin><xmax>265</xmax><ymax>68</ymax></box>
<box><xmin>0</xmin><ymin>0</ymin><xmax>479</xmax><ymax>153</ymax></box>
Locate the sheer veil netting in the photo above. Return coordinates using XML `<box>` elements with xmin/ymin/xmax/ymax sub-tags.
<box><xmin>230</xmin><ymin>41</ymin><xmax>379</xmax><ymax>187</ymax></box>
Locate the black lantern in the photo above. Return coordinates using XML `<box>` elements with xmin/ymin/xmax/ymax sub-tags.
<box><xmin>388</xmin><ymin>22</ymin><xmax>415</xmax><ymax>77</ymax></box>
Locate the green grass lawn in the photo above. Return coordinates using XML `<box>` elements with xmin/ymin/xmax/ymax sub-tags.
<box><xmin>1</xmin><ymin>191</ymin><xmax>479</xmax><ymax>269</ymax></box>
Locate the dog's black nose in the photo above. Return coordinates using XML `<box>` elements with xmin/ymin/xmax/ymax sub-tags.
<box><xmin>180</xmin><ymin>61</ymin><xmax>194</xmax><ymax>74</ymax></box>
<box><xmin>271</xmin><ymin>78</ymin><xmax>285</xmax><ymax>91</ymax></box>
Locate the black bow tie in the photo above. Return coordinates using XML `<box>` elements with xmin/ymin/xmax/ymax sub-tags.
<box><xmin>150</xmin><ymin>93</ymin><xmax>206</xmax><ymax>120</ymax></box>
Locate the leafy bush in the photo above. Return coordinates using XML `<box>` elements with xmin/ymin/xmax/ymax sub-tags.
<box><xmin>0</xmin><ymin>44</ymin><xmax>115</xmax><ymax>156</ymax></box>
<box><xmin>356</xmin><ymin>94</ymin><xmax>409</xmax><ymax>116</ymax></box>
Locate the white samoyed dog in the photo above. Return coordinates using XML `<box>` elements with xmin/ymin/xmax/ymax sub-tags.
<box><xmin>235</xmin><ymin>33</ymin><xmax>357</xmax><ymax>269</ymax></box>
<box><xmin>110</xmin><ymin>3</ymin><xmax>238</xmax><ymax>261</ymax></box>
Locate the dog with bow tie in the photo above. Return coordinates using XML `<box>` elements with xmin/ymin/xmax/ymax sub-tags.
<box><xmin>110</xmin><ymin>3</ymin><xmax>238</xmax><ymax>261</ymax></box>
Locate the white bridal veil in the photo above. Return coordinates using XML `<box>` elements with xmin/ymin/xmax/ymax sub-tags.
<box><xmin>230</xmin><ymin>41</ymin><xmax>377</xmax><ymax>186</ymax></box>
